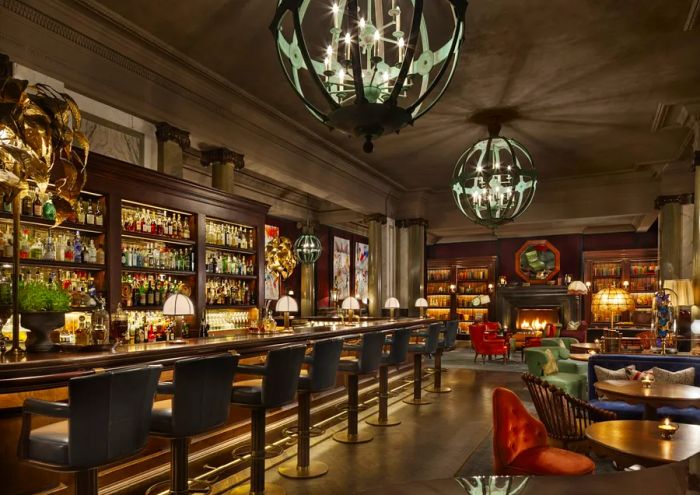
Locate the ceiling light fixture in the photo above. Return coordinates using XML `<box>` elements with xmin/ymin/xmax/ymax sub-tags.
<box><xmin>270</xmin><ymin>0</ymin><xmax>468</xmax><ymax>153</ymax></box>
<box><xmin>450</xmin><ymin>123</ymin><xmax>537</xmax><ymax>230</ymax></box>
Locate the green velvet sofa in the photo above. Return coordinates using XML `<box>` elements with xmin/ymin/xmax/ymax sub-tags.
<box><xmin>523</xmin><ymin>347</ymin><xmax>588</xmax><ymax>399</ymax></box>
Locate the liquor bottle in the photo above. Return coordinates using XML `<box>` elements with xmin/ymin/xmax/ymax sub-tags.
<box><xmin>3</xmin><ymin>233</ymin><xmax>12</xmax><ymax>258</ymax></box>
<box><xmin>146</xmin><ymin>281</ymin><xmax>155</xmax><ymax>306</ymax></box>
<box><xmin>43</xmin><ymin>232</ymin><xmax>56</xmax><ymax>261</ymax></box>
<box><xmin>31</xmin><ymin>191</ymin><xmax>42</xmax><ymax>217</ymax></box>
<box><xmin>201</xmin><ymin>311</ymin><xmax>209</xmax><ymax>338</ymax></box>
<box><xmin>183</xmin><ymin>220</ymin><xmax>190</xmax><ymax>240</ymax></box>
<box><xmin>2</xmin><ymin>192</ymin><xmax>12</xmax><ymax>213</ymax></box>
<box><xmin>73</xmin><ymin>231</ymin><xmax>83</xmax><ymax>263</ymax></box>
<box><xmin>86</xmin><ymin>202</ymin><xmax>95</xmax><ymax>225</ymax></box>
<box><xmin>42</xmin><ymin>193</ymin><xmax>56</xmax><ymax>221</ymax></box>
<box><xmin>21</xmin><ymin>193</ymin><xmax>32</xmax><ymax>216</ymax></box>
<box><xmin>87</xmin><ymin>239</ymin><xmax>97</xmax><ymax>263</ymax></box>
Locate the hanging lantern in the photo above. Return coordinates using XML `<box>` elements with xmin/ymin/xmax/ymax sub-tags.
<box><xmin>265</xmin><ymin>236</ymin><xmax>297</xmax><ymax>280</ymax></box>
<box><xmin>293</xmin><ymin>232</ymin><xmax>322</xmax><ymax>263</ymax></box>
<box><xmin>270</xmin><ymin>0</ymin><xmax>468</xmax><ymax>153</ymax></box>
<box><xmin>450</xmin><ymin>124</ymin><xmax>537</xmax><ymax>230</ymax></box>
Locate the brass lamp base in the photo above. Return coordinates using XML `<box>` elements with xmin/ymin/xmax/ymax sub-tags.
<box><xmin>366</xmin><ymin>416</ymin><xmax>401</xmax><ymax>427</ymax></box>
<box><xmin>229</xmin><ymin>482</ymin><xmax>285</xmax><ymax>495</ymax></box>
<box><xmin>424</xmin><ymin>385</ymin><xmax>452</xmax><ymax>394</ymax></box>
<box><xmin>332</xmin><ymin>431</ymin><xmax>373</xmax><ymax>444</ymax></box>
<box><xmin>402</xmin><ymin>397</ymin><xmax>432</xmax><ymax>405</ymax></box>
<box><xmin>278</xmin><ymin>460</ymin><xmax>329</xmax><ymax>479</ymax></box>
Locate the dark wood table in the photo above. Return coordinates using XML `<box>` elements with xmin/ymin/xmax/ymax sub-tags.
<box><xmin>586</xmin><ymin>420</ymin><xmax>700</xmax><ymax>468</ymax></box>
<box><xmin>594</xmin><ymin>379</ymin><xmax>700</xmax><ymax>419</ymax></box>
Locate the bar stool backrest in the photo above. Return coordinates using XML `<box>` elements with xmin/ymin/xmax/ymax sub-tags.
<box><xmin>307</xmin><ymin>338</ymin><xmax>344</xmax><ymax>392</ymax></box>
<box><xmin>68</xmin><ymin>364</ymin><xmax>162</xmax><ymax>468</ymax></box>
<box><xmin>172</xmin><ymin>353</ymin><xmax>239</xmax><ymax>437</ymax></box>
<box><xmin>444</xmin><ymin>320</ymin><xmax>459</xmax><ymax>349</ymax></box>
<box><xmin>422</xmin><ymin>322</ymin><xmax>442</xmax><ymax>354</ymax></box>
<box><xmin>386</xmin><ymin>328</ymin><xmax>411</xmax><ymax>365</ymax></box>
<box><xmin>262</xmin><ymin>345</ymin><xmax>306</xmax><ymax>408</ymax></box>
<box><xmin>357</xmin><ymin>332</ymin><xmax>386</xmax><ymax>374</ymax></box>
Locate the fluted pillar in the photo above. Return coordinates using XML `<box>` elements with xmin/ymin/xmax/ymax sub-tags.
<box><xmin>155</xmin><ymin>122</ymin><xmax>190</xmax><ymax>178</ymax></box>
<box><xmin>367</xmin><ymin>214</ymin><xmax>386</xmax><ymax>317</ymax></box>
<box><xmin>396</xmin><ymin>219</ymin><xmax>427</xmax><ymax>316</ymax></box>
<box><xmin>691</xmin><ymin>120</ymin><xmax>700</xmax><ymax>305</ymax></box>
<box><xmin>656</xmin><ymin>194</ymin><xmax>693</xmax><ymax>281</ymax></box>
<box><xmin>200</xmin><ymin>147</ymin><xmax>245</xmax><ymax>194</ymax></box>
<box><xmin>300</xmin><ymin>263</ymin><xmax>315</xmax><ymax>317</ymax></box>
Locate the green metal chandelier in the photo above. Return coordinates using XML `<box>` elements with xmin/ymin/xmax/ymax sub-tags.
<box><xmin>293</xmin><ymin>231</ymin><xmax>322</xmax><ymax>263</ymax></box>
<box><xmin>450</xmin><ymin>124</ymin><xmax>537</xmax><ymax>230</ymax></box>
<box><xmin>271</xmin><ymin>0</ymin><xmax>468</xmax><ymax>152</ymax></box>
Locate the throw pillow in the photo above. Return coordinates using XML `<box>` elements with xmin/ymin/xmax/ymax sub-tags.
<box><xmin>625</xmin><ymin>368</ymin><xmax>652</xmax><ymax>381</ymax></box>
<box><xmin>542</xmin><ymin>349</ymin><xmax>559</xmax><ymax>376</ymax></box>
<box><xmin>558</xmin><ymin>339</ymin><xmax>571</xmax><ymax>359</ymax></box>
<box><xmin>594</xmin><ymin>365</ymin><xmax>635</xmax><ymax>398</ymax></box>
<box><xmin>652</xmin><ymin>367</ymin><xmax>696</xmax><ymax>385</ymax></box>
<box><xmin>567</xmin><ymin>321</ymin><xmax>580</xmax><ymax>331</ymax></box>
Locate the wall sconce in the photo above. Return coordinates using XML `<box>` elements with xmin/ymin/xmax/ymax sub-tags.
<box><xmin>449</xmin><ymin>284</ymin><xmax>457</xmax><ymax>293</ymax></box>
<box><xmin>487</xmin><ymin>283</ymin><xmax>494</xmax><ymax>293</ymax></box>
<box><xmin>585</xmin><ymin>281</ymin><xmax>592</xmax><ymax>290</ymax></box>
<box><xmin>622</xmin><ymin>280</ymin><xmax>630</xmax><ymax>290</ymax></box>
<box><xmin>498</xmin><ymin>275</ymin><xmax>507</xmax><ymax>286</ymax></box>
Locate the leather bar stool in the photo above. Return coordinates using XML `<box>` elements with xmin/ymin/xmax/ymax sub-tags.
<box><xmin>278</xmin><ymin>338</ymin><xmax>344</xmax><ymax>479</ymax></box>
<box><xmin>18</xmin><ymin>365</ymin><xmax>162</xmax><ymax>495</ymax></box>
<box><xmin>366</xmin><ymin>327</ymin><xmax>411</xmax><ymax>427</ymax></box>
<box><xmin>425</xmin><ymin>319</ymin><xmax>459</xmax><ymax>394</ymax></box>
<box><xmin>333</xmin><ymin>331</ymin><xmax>386</xmax><ymax>444</ymax></box>
<box><xmin>403</xmin><ymin>322</ymin><xmax>442</xmax><ymax>405</ymax></box>
<box><xmin>230</xmin><ymin>344</ymin><xmax>306</xmax><ymax>495</ymax></box>
<box><xmin>147</xmin><ymin>353</ymin><xmax>239</xmax><ymax>495</ymax></box>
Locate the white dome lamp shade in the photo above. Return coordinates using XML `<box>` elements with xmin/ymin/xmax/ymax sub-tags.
<box><xmin>162</xmin><ymin>293</ymin><xmax>195</xmax><ymax>340</ymax></box>
<box><xmin>384</xmin><ymin>297</ymin><xmax>401</xmax><ymax>321</ymax></box>
<box><xmin>415</xmin><ymin>298</ymin><xmax>429</xmax><ymax>319</ymax></box>
<box><xmin>567</xmin><ymin>281</ymin><xmax>589</xmax><ymax>296</ymax></box>
<box><xmin>341</xmin><ymin>296</ymin><xmax>360</xmax><ymax>323</ymax></box>
<box><xmin>276</xmin><ymin>295</ymin><xmax>298</xmax><ymax>330</ymax></box>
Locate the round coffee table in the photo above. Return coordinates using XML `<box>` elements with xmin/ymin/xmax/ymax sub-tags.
<box><xmin>594</xmin><ymin>380</ymin><xmax>700</xmax><ymax>419</ymax></box>
<box><xmin>569</xmin><ymin>353</ymin><xmax>590</xmax><ymax>361</ymax></box>
<box><xmin>586</xmin><ymin>420</ymin><xmax>700</xmax><ymax>468</ymax></box>
<box><xmin>570</xmin><ymin>342</ymin><xmax>600</xmax><ymax>354</ymax></box>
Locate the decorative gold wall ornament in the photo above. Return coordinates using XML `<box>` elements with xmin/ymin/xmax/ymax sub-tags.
<box><xmin>265</xmin><ymin>236</ymin><xmax>296</xmax><ymax>280</ymax></box>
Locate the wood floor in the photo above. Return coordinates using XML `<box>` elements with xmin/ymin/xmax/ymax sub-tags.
<box><xmin>211</xmin><ymin>367</ymin><xmax>525</xmax><ymax>495</ymax></box>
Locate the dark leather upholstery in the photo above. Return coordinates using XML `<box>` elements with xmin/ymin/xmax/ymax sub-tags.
<box><xmin>381</xmin><ymin>328</ymin><xmax>411</xmax><ymax>365</ymax></box>
<box><xmin>299</xmin><ymin>338</ymin><xmax>344</xmax><ymax>392</ymax></box>
<box><xmin>231</xmin><ymin>345</ymin><xmax>306</xmax><ymax>409</ymax></box>
<box><xmin>408</xmin><ymin>322</ymin><xmax>441</xmax><ymax>354</ymax></box>
<box><xmin>150</xmin><ymin>353</ymin><xmax>238</xmax><ymax>438</ymax></box>
<box><xmin>20</xmin><ymin>365</ymin><xmax>162</xmax><ymax>470</ymax></box>
<box><xmin>439</xmin><ymin>320</ymin><xmax>459</xmax><ymax>350</ymax></box>
<box><xmin>337</xmin><ymin>332</ymin><xmax>386</xmax><ymax>374</ymax></box>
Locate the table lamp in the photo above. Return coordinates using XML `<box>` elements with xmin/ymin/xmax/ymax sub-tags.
<box><xmin>591</xmin><ymin>286</ymin><xmax>635</xmax><ymax>332</ymax></box>
<box><xmin>384</xmin><ymin>297</ymin><xmax>400</xmax><ymax>321</ymax></box>
<box><xmin>415</xmin><ymin>297</ymin><xmax>428</xmax><ymax>318</ymax></box>
<box><xmin>162</xmin><ymin>293</ymin><xmax>195</xmax><ymax>340</ymax></box>
<box><xmin>567</xmin><ymin>281</ymin><xmax>588</xmax><ymax>296</ymax></box>
<box><xmin>275</xmin><ymin>295</ymin><xmax>298</xmax><ymax>330</ymax></box>
<box><xmin>341</xmin><ymin>296</ymin><xmax>360</xmax><ymax>322</ymax></box>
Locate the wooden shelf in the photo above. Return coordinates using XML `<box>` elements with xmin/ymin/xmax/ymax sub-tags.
<box><xmin>121</xmin><ymin>266</ymin><xmax>195</xmax><ymax>276</ymax></box>
<box><xmin>0</xmin><ymin>212</ymin><xmax>105</xmax><ymax>234</ymax></box>
<box><xmin>122</xmin><ymin>305</ymin><xmax>167</xmax><ymax>311</ymax></box>
<box><xmin>2</xmin><ymin>258</ymin><xmax>105</xmax><ymax>271</ymax></box>
<box><xmin>205</xmin><ymin>272</ymin><xmax>256</xmax><ymax>280</ymax></box>
<box><xmin>121</xmin><ymin>231</ymin><xmax>195</xmax><ymax>246</ymax></box>
<box><xmin>206</xmin><ymin>305</ymin><xmax>256</xmax><ymax>310</ymax></box>
<box><xmin>205</xmin><ymin>244</ymin><xmax>256</xmax><ymax>255</ymax></box>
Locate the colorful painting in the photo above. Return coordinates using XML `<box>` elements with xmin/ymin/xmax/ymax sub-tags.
<box><xmin>355</xmin><ymin>242</ymin><xmax>369</xmax><ymax>302</ymax></box>
<box><xmin>333</xmin><ymin>236</ymin><xmax>351</xmax><ymax>299</ymax></box>
<box><xmin>264</xmin><ymin>224</ymin><xmax>280</xmax><ymax>300</ymax></box>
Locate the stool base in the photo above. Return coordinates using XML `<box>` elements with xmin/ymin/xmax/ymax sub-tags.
<box><xmin>145</xmin><ymin>479</ymin><xmax>211</xmax><ymax>495</ymax></box>
<box><xmin>278</xmin><ymin>460</ymin><xmax>329</xmax><ymax>479</ymax></box>
<box><xmin>229</xmin><ymin>482</ymin><xmax>285</xmax><ymax>495</ymax></box>
<box><xmin>403</xmin><ymin>397</ymin><xmax>432</xmax><ymax>405</ymax></box>
<box><xmin>332</xmin><ymin>431</ymin><xmax>373</xmax><ymax>444</ymax></box>
<box><xmin>424</xmin><ymin>385</ymin><xmax>452</xmax><ymax>394</ymax></box>
<box><xmin>366</xmin><ymin>416</ymin><xmax>401</xmax><ymax>427</ymax></box>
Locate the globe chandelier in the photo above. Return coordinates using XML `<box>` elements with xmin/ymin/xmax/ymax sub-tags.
<box><xmin>450</xmin><ymin>123</ymin><xmax>537</xmax><ymax>230</ymax></box>
<box><xmin>293</xmin><ymin>225</ymin><xmax>322</xmax><ymax>263</ymax></box>
<box><xmin>270</xmin><ymin>0</ymin><xmax>468</xmax><ymax>153</ymax></box>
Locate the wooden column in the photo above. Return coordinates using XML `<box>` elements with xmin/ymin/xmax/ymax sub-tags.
<box><xmin>200</xmin><ymin>147</ymin><xmax>245</xmax><ymax>194</ymax></box>
<box><xmin>155</xmin><ymin>122</ymin><xmax>189</xmax><ymax>178</ymax></box>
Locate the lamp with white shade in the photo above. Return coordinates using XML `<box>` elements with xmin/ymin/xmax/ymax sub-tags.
<box><xmin>415</xmin><ymin>298</ymin><xmax>429</xmax><ymax>319</ymax></box>
<box><xmin>384</xmin><ymin>297</ymin><xmax>400</xmax><ymax>321</ymax></box>
<box><xmin>567</xmin><ymin>281</ymin><xmax>588</xmax><ymax>296</ymax></box>
<box><xmin>162</xmin><ymin>293</ymin><xmax>195</xmax><ymax>340</ymax></box>
<box><xmin>341</xmin><ymin>296</ymin><xmax>360</xmax><ymax>323</ymax></box>
<box><xmin>276</xmin><ymin>295</ymin><xmax>298</xmax><ymax>330</ymax></box>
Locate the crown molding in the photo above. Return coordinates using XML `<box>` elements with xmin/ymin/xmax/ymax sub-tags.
<box><xmin>685</xmin><ymin>0</ymin><xmax>700</xmax><ymax>31</ymax></box>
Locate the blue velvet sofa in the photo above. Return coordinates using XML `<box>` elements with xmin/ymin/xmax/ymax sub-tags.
<box><xmin>587</xmin><ymin>354</ymin><xmax>700</xmax><ymax>424</ymax></box>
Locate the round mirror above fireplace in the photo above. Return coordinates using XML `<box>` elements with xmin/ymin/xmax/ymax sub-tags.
<box><xmin>515</xmin><ymin>240</ymin><xmax>561</xmax><ymax>284</ymax></box>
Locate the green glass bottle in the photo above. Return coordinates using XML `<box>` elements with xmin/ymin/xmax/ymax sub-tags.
<box><xmin>42</xmin><ymin>194</ymin><xmax>56</xmax><ymax>221</ymax></box>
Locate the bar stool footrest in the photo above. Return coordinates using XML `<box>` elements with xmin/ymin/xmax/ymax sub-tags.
<box><xmin>232</xmin><ymin>444</ymin><xmax>285</xmax><ymax>460</ymax></box>
<box><xmin>282</xmin><ymin>425</ymin><xmax>326</xmax><ymax>438</ymax></box>
<box><xmin>145</xmin><ymin>479</ymin><xmax>212</xmax><ymax>495</ymax></box>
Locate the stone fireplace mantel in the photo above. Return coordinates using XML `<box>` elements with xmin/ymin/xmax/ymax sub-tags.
<box><xmin>495</xmin><ymin>285</ymin><xmax>581</xmax><ymax>329</ymax></box>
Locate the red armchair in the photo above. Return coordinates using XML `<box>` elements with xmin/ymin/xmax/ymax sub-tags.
<box><xmin>470</xmin><ymin>324</ymin><xmax>508</xmax><ymax>364</ymax></box>
<box><xmin>492</xmin><ymin>387</ymin><xmax>596</xmax><ymax>476</ymax></box>
<box><xmin>560</xmin><ymin>320</ymin><xmax>588</xmax><ymax>343</ymax></box>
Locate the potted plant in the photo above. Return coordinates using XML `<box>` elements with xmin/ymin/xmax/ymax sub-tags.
<box><xmin>19</xmin><ymin>281</ymin><xmax>71</xmax><ymax>352</ymax></box>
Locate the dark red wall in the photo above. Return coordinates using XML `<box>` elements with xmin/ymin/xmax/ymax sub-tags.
<box><xmin>427</xmin><ymin>222</ymin><xmax>658</xmax><ymax>281</ymax></box>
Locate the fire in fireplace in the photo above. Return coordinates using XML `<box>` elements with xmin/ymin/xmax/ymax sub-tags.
<box><xmin>516</xmin><ymin>308</ymin><xmax>559</xmax><ymax>331</ymax></box>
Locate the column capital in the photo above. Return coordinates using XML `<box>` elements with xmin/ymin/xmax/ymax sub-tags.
<box><xmin>155</xmin><ymin>122</ymin><xmax>190</xmax><ymax>150</ymax></box>
<box><xmin>396</xmin><ymin>218</ymin><xmax>429</xmax><ymax>228</ymax></box>
<box><xmin>655</xmin><ymin>193</ymin><xmax>694</xmax><ymax>210</ymax></box>
<box><xmin>365</xmin><ymin>213</ymin><xmax>387</xmax><ymax>224</ymax></box>
<box><xmin>200</xmin><ymin>147</ymin><xmax>245</xmax><ymax>170</ymax></box>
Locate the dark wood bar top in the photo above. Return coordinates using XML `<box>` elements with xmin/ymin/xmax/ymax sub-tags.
<box><xmin>0</xmin><ymin>317</ymin><xmax>433</xmax><ymax>392</ymax></box>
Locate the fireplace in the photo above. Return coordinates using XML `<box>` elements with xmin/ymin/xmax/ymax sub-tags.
<box><xmin>516</xmin><ymin>308</ymin><xmax>560</xmax><ymax>331</ymax></box>
<box><xmin>495</xmin><ymin>286</ymin><xmax>580</xmax><ymax>330</ymax></box>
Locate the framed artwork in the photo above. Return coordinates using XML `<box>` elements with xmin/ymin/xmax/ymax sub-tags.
<box><xmin>264</xmin><ymin>224</ymin><xmax>280</xmax><ymax>300</ymax></box>
<box><xmin>355</xmin><ymin>242</ymin><xmax>369</xmax><ymax>302</ymax></box>
<box><xmin>515</xmin><ymin>239</ymin><xmax>560</xmax><ymax>284</ymax></box>
<box><xmin>333</xmin><ymin>236</ymin><xmax>351</xmax><ymax>299</ymax></box>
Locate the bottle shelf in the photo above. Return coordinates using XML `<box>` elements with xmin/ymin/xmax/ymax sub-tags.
<box><xmin>2</xmin><ymin>258</ymin><xmax>105</xmax><ymax>272</ymax></box>
<box><xmin>122</xmin><ymin>231</ymin><xmax>195</xmax><ymax>246</ymax></box>
<box><xmin>205</xmin><ymin>244</ymin><xmax>256</xmax><ymax>255</ymax></box>
<box><xmin>0</xmin><ymin>212</ymin><xmax>105</xmax><ymax>234</ymax></box>
<box><xmin>121</xmin><ymin>266</ymin><xmax>195</xmax><ymax>276</ymax></box>
<box><xmin>206</xmin><ymin>304</ymin><xmax>257</xmax><ymax>310</ymax></box>
<box><xmin>205</xmin><ymin>272</ymin><xmax>256</xmax><ymax>280</ymax></box>
<box><xmin>122</xmin><ymin>305</ymin><xmax>166</xmax><ymax>312</ymax></box>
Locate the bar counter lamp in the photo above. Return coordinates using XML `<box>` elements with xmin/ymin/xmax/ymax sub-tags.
<box><xmin>415</xmin><ymin>298</ymin><xmax>429</xmax><ymax>318</ymax></box>
<box><xmin>276</xmin><ymin>295</ymin><xmax>298</xmax><ymax>330</ymax></box>
<box><xmin>384</xmin><ymin>297</ymin><xmax>400</xmax><ymax>321</ymax></box>
<box><xmin>162</xmin><ymin>293</ymin><xmax>195</xmax><ymax>340</ymax></box>
<box><xmin>342</xmin><ymin>296</ymin><xmax>360</xmax><ymax>323</ymax></box>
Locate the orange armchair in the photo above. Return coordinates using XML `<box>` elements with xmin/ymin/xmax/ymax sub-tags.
<box><xmin>492</xmin><ymin>387</ymin><xmax>595</xmax><ymax>476</ymax></box>
<box><xmin>470</xmin><ymin>324</ymin><xmax>507</xmax><ymax>364</ymax></box>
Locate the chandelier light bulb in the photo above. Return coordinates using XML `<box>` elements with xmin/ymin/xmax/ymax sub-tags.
<box><xmin>359</xmin><ymin>16</ymin><xmax>366</xmax><ymax>29</ymax></box>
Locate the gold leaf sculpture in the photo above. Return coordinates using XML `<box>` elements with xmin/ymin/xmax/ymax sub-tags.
<box><xmin>265</xmin><ymin>236</ymin><xmax>297</xmax><ymax>280</ymax></box>
<box><xmin>0</xmin><ymin>77</ymin><xmax>89</xmax><ymax>226</ymax></box>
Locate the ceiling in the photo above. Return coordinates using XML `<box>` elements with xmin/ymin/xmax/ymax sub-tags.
<box><xmin>89</xmin><ymin>0</ymin><xmax>700</xmax><ymax>238</ymax></box>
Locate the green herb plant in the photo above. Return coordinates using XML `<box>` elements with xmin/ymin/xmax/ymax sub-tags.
<box><xmin>18</xmin><ymin>281</ymin><xmax>71</xmax><ymax>313</ymax></box>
